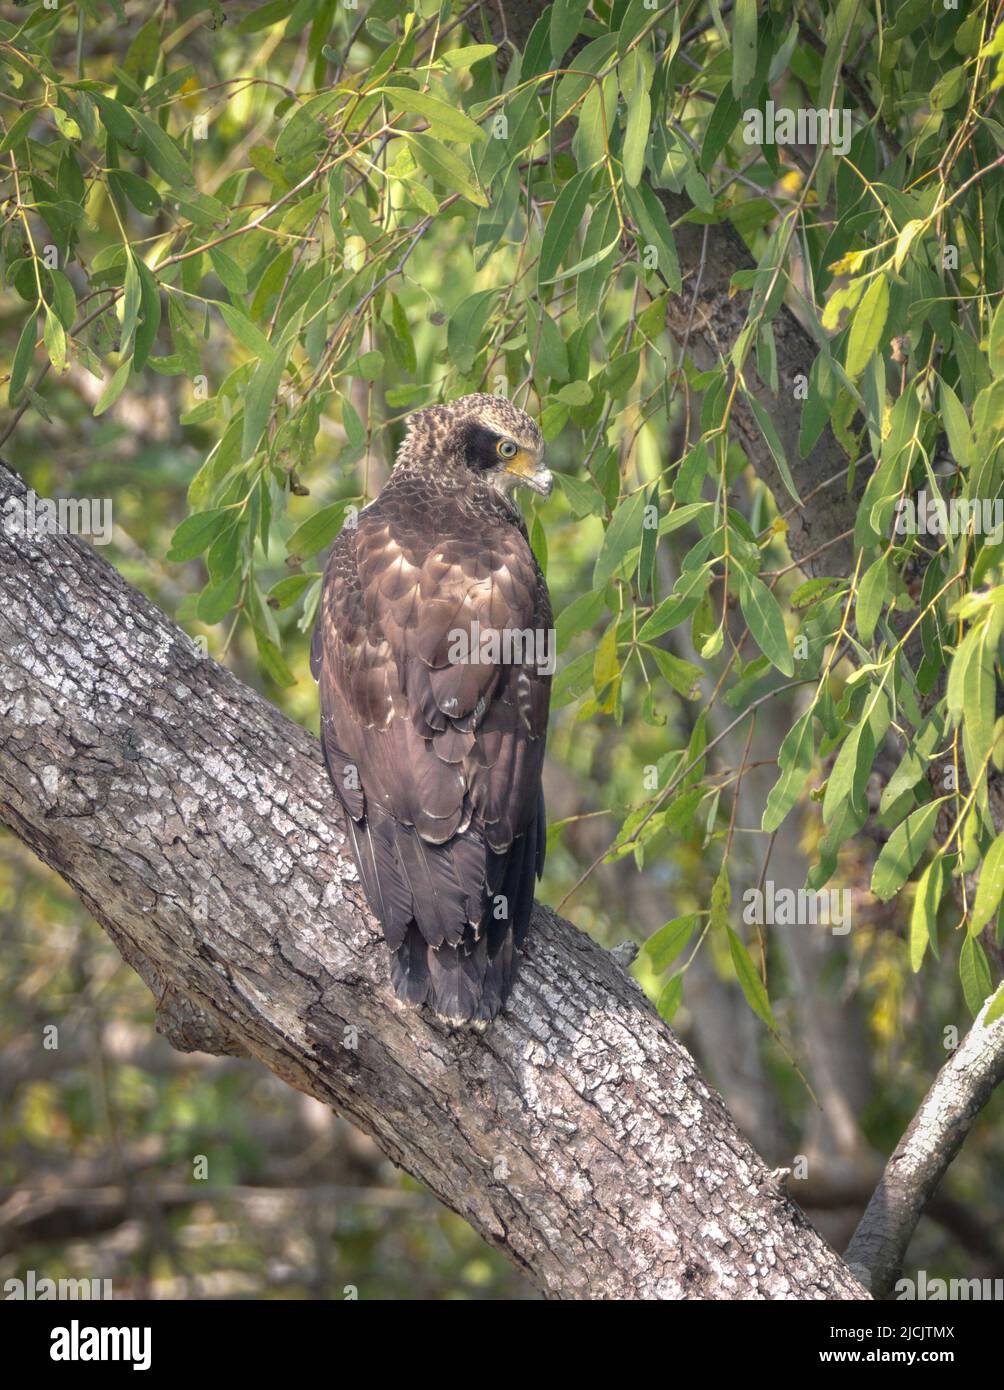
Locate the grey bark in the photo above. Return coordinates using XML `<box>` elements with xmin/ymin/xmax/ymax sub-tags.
<box><xmin>0</xmin><ymin>461</ymin><xmax>868</xmax><ymax>1300</ymax></box>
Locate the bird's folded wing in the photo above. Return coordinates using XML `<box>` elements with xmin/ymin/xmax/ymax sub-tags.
<box><xmin>315</xmin><ymin>514</ymin><xmax>549</xmax><ymax>852</ymax></box>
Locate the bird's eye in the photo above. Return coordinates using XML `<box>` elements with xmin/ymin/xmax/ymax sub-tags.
<box><xmin>497</xmin><ymin>440</ymin><xmax>518</xmax><ymax>459</ymax></box>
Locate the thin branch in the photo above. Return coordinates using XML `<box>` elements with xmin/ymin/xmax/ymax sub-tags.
<box><xmin>844</xmin><ymin>993</ymin><xmax>1004</xmax><ymax>1297</ymax></box>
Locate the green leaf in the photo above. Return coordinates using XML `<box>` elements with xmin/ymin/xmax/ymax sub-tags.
<box><xmin>441</xmin><ymin>44</ymin><xmax>498</xmax><ymax>69</ymax></box>
<box><xmin>8</xmin><ymin>313</ymin><xmax>37</xmax><ymax>405</ymax></box>
<box><xmin>254</xmin><ymin>628</ymin><xmax>297</xmax><ymax>687</ymax></box>
<box><xmin>949</xmin><ymin>621</ymin><xmax>998</xmax><ymax>796</ymax></box>
<box><xmin>624</xmin><ymin>182</ymin><xmax>681</xmax><ymax>292</ymax></box>
<box><xmin>170</xmin><ymin>188</ymin><xmax>230</xmax><ymax>227</ymax></box>
<box><xmin>823</xmin><ymin>692</ymin><xmax>890</xmax><ymax>824</ymax></box>
<box><xmin>710</xmin><ymin>862</ymin><xmax>731</xmax><ymax>928</ymax></box>
<box><xmin>742</xmin><ymin>391</ymin><xmax>800</xmax><ymax>503</ymax></box>
<box><xmin>646</xmin><ymin>647</ymin><xmax>702</xmax><ymax>699</ymax></box>
<box><xmin>268</xmin><ymin>573</ymin><xmax>318</xmax><ymax>609</ymax></box>
<box><xmin>657</xmin><ymin>971</ymin><xmax>684</xmax><ymax>1022</ymax></box>
<box><xmin>990</xmin><ymin>295</ymin><xmax>1004</xmax><ymax>378</ymax></box>
<box><xmin>120</xmin><ymin>255</ymin><xmax>142</xmax><ymax>356</ymax></box>
<box><xmin>790</xmin><ymin>576</ymin><xmax>842</xmax><ymax>609</ymax></box>
<box><xmin>242</xmin><ymin>341</ymin><xmax>292</xmax><ymax>460</ymax></box>
<box><xmin>621</xmin><ymin>53</ymin><xmax>651</xmax><ymax>187</ymax></box>
<box><xmin>541</xmin><ymin>234</ymin><xmax>621</xmax><ymax>285</ymax></box>
<box><xmin>381</xmin><ymin>86</ymin><xmax>487</xmax><ymax>144</ymax></box>
<box><xmin>133</xmin><ymin>261</ymin><xmax>161</xmax><ymax>372</ymax></box>
<box><xmin>738</xmin><ymin>571</ymin><xmax>793</xmax><ymax>675</ymax></box>
<box><xmin>727</xmin><ymin>927</ymin><xmax>777</xmax><ymax>1029</ymax></box>
<box><xmin>594</xmin><ymin>488</ymin><xmax>647</xmax><ymax>587</ymax></box>
<box><xmin>530</xmin><ymin>303</ymin><xmax>570</xmax><ymax>383</ymax></box>
<box><xmin>940</xmin><ymin>379</ymin><xmax>972</xmax><ymax>468</ymax></box>
<box><xmin>47</xmin><ymin>270</ymin><xmax>76</xmax><ymax>333</ymax></box>
<box><xmin>638</xmin><ymin>563</ymin><xmax>713</xmax><ymax>640</ymax></box>
<box><xmin>700</xmin><ymin>84</ymin><xmax>741</xmax><ymax>173</ymax></box>
<box><xmin>556</xmin><ymin>588</ymin><xmax>605</xmax><ymax>651</ymax></box>
<box><xmin>731</xmin><ymin>0</ymin><xmax>758</xmax><ymax>95</ymax></box>
<box><xmin>960</xmin><ymin>934</ymin><xmax>993</xmax><ymax>1017</ymax></box>
<box><xmin>985</xmin><ymin>983</ymin><xmax>1004</xmax><ymax>1026</ymax></box>
<box><xmin>880</xmin><ymin>711</ymin><xmax>942</xmax><ymax>813</ymax></box>
<box><xmin>845</xmin><ymin>274</ymin><xmax>889</xmax><ymax>378</ymax></box>
<box><xmin>92</xmin><ymin>92</ymin><xmax>136</xmax><ymax>142</ymax></box>
<box><xmin>352</xmin><ymin>349</ymin><xmax>384</xmax><ymax>381</ymax></box>
<box><xmin>762</xmin><ymin>709</ymin><xmax>814</xmax><ymax>833</ymax></box>
<box><xmin>131</xmin><ymin>108</ymin><xmax>193</xmax><ymax>188</ymax></box>
<box><xmin>216</xmin><ymin>302</ymin><xmax>271</xmax><ymax>358</ymax></box>
<box><xmin>42</xmin><ymin>305</ymin><xmax>66</xmax><ymax>373</ymax></box>
<box><xmin>556</xmin><ymin>381</ymin><xmax>593</xmax><ymax>406</ymax></box>
<box><xmin>550</xmin><ymin>0</ymin><xmax>589</xmax><ymax>60</ymax></box>
<box><xmin>856</xmin><ymin>553</ymin><xmax>887</xmax><ymax>642</ymax></box>
<box><xmin>447</xmin><ymin>289</ymin><xmax>498</xmax><ymax>375</ymax></box>
<box><xmin>0</xmin><ymin>106</ymin><xmax>40</xmax><ymax>154</ymax></box>
<box><xmin>910</xmin><ymin>854</ymin><xmax>948</xmax><ymax>972</ymax></box>
<box><xmin>337</xmin><ymin>398</ymin><xmax>365</xmax><ymax>452</ymax></box>
<box><xmin>196</xmin><ymin>567</ymin><xmax>243</xmax><ymax>625</ymax></box>
<box><xmin>799</xmin><ymin>348</ymin><xmax>840</xmax><ymax>457</ymax></box>
<box><xmin>538</xmin><ymin>171</ymin><xmax>593</xmax><ymax>288</ymax></box>
<box><xmin>972</xmin><ymin>830</ymin><xmax>1004</xmax><ymax>932</ymax></box>
<box><xmin>286</xmin><ymin>500</ymin><xmax>354</xmax><ymax>559</ymax></box>
<box><xmin>52</xmin><ymin>110</ymin><xmax>81</xmax><ymax>144</ymax></box>
<box><xmin>554</xmin><ymin>471</ymin><xmax>604</xmax><ymax>518</ymax></box>
<box><xmin>93</xmin><ymin>358</ymin><xmax>132</xmax><ymax>416</ymax></box>
<box><xmin>108</xmin><ymin>168</ymin><xmax>162</xmax><ymax>216</ymax></box>
<box><xmin>644</xmin><ymin>914</ymin><xmax>697</xmax><ymax>972</ymax></box>
<box><xmin>167</xmin><ymin>507</ymin><xmax>232</xmax><ymax>562</ymax></box>
<box><xmin>871</xmin><ymin>799</ymin><xmax>946</xmax><ymax>902</ymax></box>
<box><xmin>552</xmin><ymin>646</ymin><xmax>597</xmax><ymax>707</ymax></box>
<box><xmin>410</xmin><ymin>133</ymin><xmax>487</xmax><ymax>206</ymax></box>
<box><xmin>209</xmin><ymin>246</ymin><xmax>248</xmax><ymax>296</ymax></box>
<box><xmin>275</xmin><ymin>92</ymin><xmax>335</xmax><ymax>161</ymax></box>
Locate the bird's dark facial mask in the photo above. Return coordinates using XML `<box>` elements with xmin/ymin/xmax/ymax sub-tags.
<box><xmin>460</xmin><ymin>421</ymin><xmax>552</xmax><ymax>498</ymax></box>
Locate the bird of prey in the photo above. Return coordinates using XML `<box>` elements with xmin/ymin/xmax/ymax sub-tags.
<box><xmin>311</xmin><ymin>394</ymin><xmax>553</xmax><ymax>1027</ymax></box>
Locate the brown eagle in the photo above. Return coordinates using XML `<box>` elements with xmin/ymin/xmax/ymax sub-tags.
<box><xmin>311</xmin><ymin>395</ymin><xmax>553</xmax><ymax>1026</ymax></box>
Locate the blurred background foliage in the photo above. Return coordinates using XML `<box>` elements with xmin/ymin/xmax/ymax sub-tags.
<box><xmin>1</xmin><ymin>0</ymin><xmax>1003</xmax><ymax>1298</ymax></box>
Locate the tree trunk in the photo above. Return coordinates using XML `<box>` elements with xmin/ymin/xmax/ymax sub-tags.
<box><xmin>0</xmin><ymin>462</ymin><xmax>866</xmax><ymax>1300</ymax></box>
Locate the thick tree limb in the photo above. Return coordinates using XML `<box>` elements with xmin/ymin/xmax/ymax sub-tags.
<box><xmin>0</xmin><ymin>463</ymin><xmax>866</xmax><ymax>1299</ymax></box>
<box><xmin>843</xmin><ymin>996</ymin><xmax>1004</xmax><ymax>1297</ymax></box>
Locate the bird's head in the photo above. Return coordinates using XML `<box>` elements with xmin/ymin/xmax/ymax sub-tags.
<box><xmin>404</xmin><ymin>394</ymin><xmax>552</xmax><ymax>499</ymax></box>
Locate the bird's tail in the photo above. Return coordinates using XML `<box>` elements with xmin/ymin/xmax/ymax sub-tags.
<box><xmin>390</xmin><ymin>924</ymin><xmax>513</xmax><ymax>1030</ymax></box>
<box><xmin>349</xmin><ymin>804</ymin><xmax>541</xmax><ymax>1028</ymax></box>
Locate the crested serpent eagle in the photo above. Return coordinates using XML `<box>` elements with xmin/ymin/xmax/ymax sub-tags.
<box><xmin>311</xmin><ymin>395</ymin><xmax>554</xmax><ymax>1026</ymax></box>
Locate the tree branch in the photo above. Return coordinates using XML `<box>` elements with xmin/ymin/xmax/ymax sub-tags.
<box><xmin>0</xmin><ymin>462</ymin><xmax>866</xmax><ymax>1300</ymax></box>
<box><xmin>843</xmin><ymin>995</ymin><xmax>1004</xmax><ymax>1297</ymax></box>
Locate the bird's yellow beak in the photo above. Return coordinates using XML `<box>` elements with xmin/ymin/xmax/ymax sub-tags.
<box><xmin>504</xmin><ymin>447</ymin><xmax>553</xmax><ymax>497</ymax></box>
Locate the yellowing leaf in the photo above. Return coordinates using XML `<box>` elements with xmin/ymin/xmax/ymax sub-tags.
<box><xmin>894</xmin><ymin>218</ymin><xmax>925</xmax><ymax>273</ymax></box>
<box><xmin>845</xmin><ymin>274</ymin><xmax>889</xmax><ymax>378</ymax></box>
